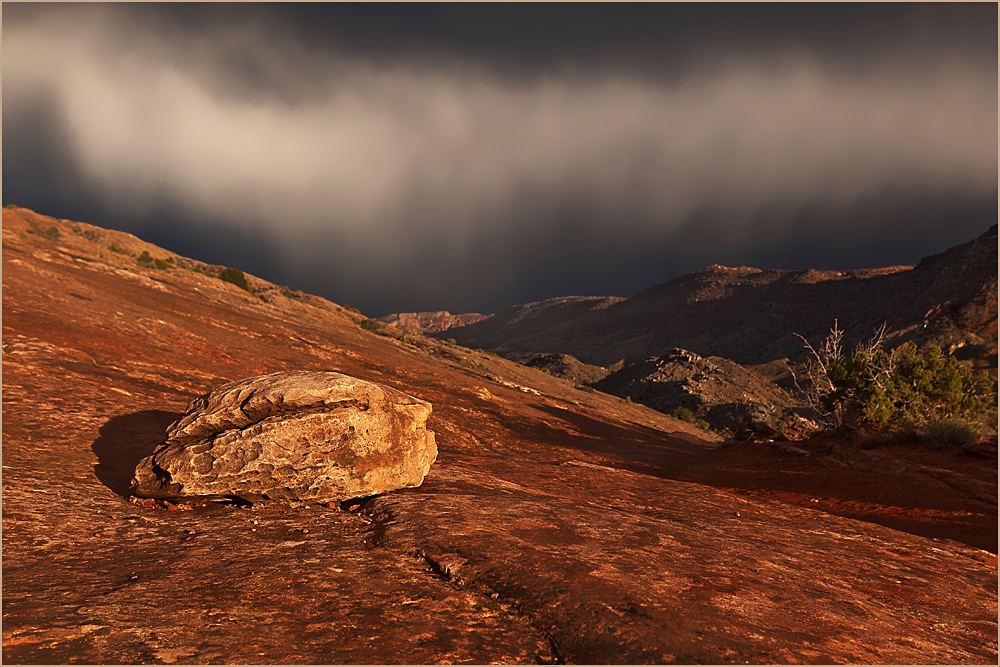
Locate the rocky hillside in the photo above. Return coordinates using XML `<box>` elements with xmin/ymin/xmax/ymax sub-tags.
<box><xmin>443</xmin><ymin>227</ymin><xmax>998</xmax><ymax>370</ymax></box>
<box><xmin>3</xmin><ymin>205</ymin><xmax>996</xmax><ymax>664</ymax></box>
<box><xmin>503</xmin><ymin>351</ymin><xmax>618</xmax><ymax>386</ymax></box>
<box><xmin>595</xmin><ymin>349</ymin><xmax>813</xmax><ymax>436</ymax></box>
<box><xmin>378</xmin><ymin>310</ymin><xmax>490</xmax><ymax>334</ymax></box>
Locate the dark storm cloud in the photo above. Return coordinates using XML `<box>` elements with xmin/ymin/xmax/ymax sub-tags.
<box><xmin>4</xmin><ymin>3</ymin><xmax>997</xmax><ymax>315</ymax></box>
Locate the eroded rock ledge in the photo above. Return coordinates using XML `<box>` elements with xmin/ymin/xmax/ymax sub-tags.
<box><xmin>131</xmin><ymin>371</ymin><xmax>436</xmax><ymax>504</ymax></box>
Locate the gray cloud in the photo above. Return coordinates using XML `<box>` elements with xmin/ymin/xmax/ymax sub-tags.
<box><xmin>4</xmin><ymin>4</ymin><xmax>996</xmax><ymax>314</ymax></box>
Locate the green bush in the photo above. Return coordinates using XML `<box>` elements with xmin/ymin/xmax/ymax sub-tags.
<box><xmin>359</xmin><ymin>318</ymin><xmax>386</xmax><ymax>332</ymax></box>
<box><xmin>3</xmin><ymin>203</ymin><xmax>16</xmax><ymax>209</ymax></box>
<box><xmin>108</xmin><ymin>242</ymin><xmax>126</xmax><ymax>254</ymax></box>
<box><xmin>694</xmin><ymin>418</ymin><xmax>711</xmax><ymax>430</ymax></box>
<box><xmin>670</xmin><ymin>406</ymin><xmax>694</xmax><ymax>422</ymax></box>
<box><xmin>799</xmin><ymin>323</ymin><xmax>997</xmax><ymax>429</ymax></box>
<box><xmin>218</xmin><ymin>267</ymin><xmax>252</xmax><ymax>292</ymax></box>
<box><xmin>827</xmin><ymin>342</ymin><xmax>995</xmax><ymax>427</ymax></box>
<box><xmin>574</xmin><ymin>384</ymin><xmax>596</xmax><ymax>394</ymax></box>
<box><xmin>153</xmin><ymin>257</ymin><xmax>175</xmax><ymax>270</ymax></box>
<box><xmin>136</xmin><ymin>250</ymin><xmax>153</xmax><ymax>266</ymax></box>
<box><xmin>766</xmin><ymin>416</ymin><xmax>789</xmax><ymax>434</ymax></box>
<box><xmin>923</xmin><ymin>418</ymin><xmax>982</xmax><ymax>449</ymax></box>
<box><xmin>28</xmin><ymin>225</ymin><xmax>62</xmax><ymax>240</ymax></box>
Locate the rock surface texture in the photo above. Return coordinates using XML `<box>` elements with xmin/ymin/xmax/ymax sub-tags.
<box><xmin>132</xmin><ymin>371</ymin><xmax>436</xmax><ymax>504</ymax></box>
<box><xmin>3</xmin><ymin>206</ymin><xmax>996</xmax><ymax>665</ymax></box>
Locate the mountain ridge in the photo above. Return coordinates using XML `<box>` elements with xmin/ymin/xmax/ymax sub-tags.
<box><xmin>441</xmin><ymin>225</ymin><xmax>998</xmax><ymax>369</ymax></box>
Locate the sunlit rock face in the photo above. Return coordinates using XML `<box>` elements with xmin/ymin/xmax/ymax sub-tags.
<box><xmin>131</xmin><ymin>371</ymin><xmax>436</xmax><ymax>504</ymax></box>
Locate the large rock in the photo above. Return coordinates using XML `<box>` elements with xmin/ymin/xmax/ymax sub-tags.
<box><xmin>131</xmin><ymin>371</ymin><xmax>436</xmax><ymax>504</ymax></box>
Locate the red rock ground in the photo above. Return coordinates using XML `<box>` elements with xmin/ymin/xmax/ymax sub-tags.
<box><xmin>2</xmin><ymin>206</ymin><xmax>996</xmax><ymax>664</ymax></box>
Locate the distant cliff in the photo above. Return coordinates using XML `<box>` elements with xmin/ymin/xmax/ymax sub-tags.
<box><xmin>378</xmin><ymin>310</ymin><xmax>490</xmax><ymax>334</ymax></box>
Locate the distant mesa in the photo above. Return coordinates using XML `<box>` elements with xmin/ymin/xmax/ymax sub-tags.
<box><xmin>131</xmin><ymin>371</ymin><xmax>437</xmax><ymax>505</ymax></box>
<box><xmin>378</xmin><ymin>310</ymin><xmax>491</xmax><ymax>335</ymax></box>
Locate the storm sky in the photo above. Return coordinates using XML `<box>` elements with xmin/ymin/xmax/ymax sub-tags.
<box><xmin>4</xmin><ymin>3</ymin><xmax>997</xmax><ymax>316</ymax></box>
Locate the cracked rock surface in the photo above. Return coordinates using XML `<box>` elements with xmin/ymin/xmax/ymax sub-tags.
<box><xmin>131</xmin><ymin>371</ymin><xmax>436</xmax><ymax>504</ymax></box>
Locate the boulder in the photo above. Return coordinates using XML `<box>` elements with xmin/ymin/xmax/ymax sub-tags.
<box><xmin>131</xmin><ymin>371</ymin><xmax>436</xmax><ymax>504</ymax></box>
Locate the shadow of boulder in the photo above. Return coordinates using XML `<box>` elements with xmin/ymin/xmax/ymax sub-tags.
<box><xmin>92</xmin><ymin>410</ymin><xmax>183</xmax><ymax>497</ymax></box>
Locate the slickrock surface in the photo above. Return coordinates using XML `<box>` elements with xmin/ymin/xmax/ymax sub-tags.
<box><xmin>3</xmin><ymin>206</ymin><xmax>996</xmax><ymax>664</ymax></box>
<box><xmin>131</xmin><ymin>371</ymin><xmax>436</xmax><ymax>504</ymax></box>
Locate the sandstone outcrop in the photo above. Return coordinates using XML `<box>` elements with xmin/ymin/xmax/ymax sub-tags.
<box><xmin>504</xmin><ymin>351</ymin><xmax>616</xmax><ymax>385</ymax></box>
<box><xmin>378</xmin><ymin>310</ymin><xmax>490</xmax><ymax>334</ymax></box>
<box><xmin>594</xmin><ymin>348</ymin><xmax>802</xmax><ymax>431</ymax></box>
<box><xmin>131</xmin><ymin>371</ymin><xmax>436</xmax><ymax>504</ymax></box>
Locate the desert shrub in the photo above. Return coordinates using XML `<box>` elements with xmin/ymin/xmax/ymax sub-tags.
<box><xmin>153</xmin><ymin>257</ymin><xmax>175</xmax><ymax>270</ymax></box>
<box><xmin>574</xmin><ymin>384</ymin><xmax>596</xmax><ymax>394</ymax></box>
<box><xmin>218</xmin><ymin>267</ymin><xmax>252</xmax><ymax>292</ymax></box>
<box><xmin>473</xmin><ymin>362</ymin><xmax>491</xmax><ymax>373</ymax></box>
<box><xmin>796</xmin><ymin>322</ymin><xmax>996</xmax><ymax>429</ymax></box>
<box><xmin>3</xmin><ymin>203</ymin><xmax>16</xmax><ymax>209</ymax></box>
<box><xmin>359</xmin><ymin>318</ymin><xmax>386</xmax><ymax>332</ymax></box>
<box><xmin>670</xmin><ymin>406</ymin><xmax>694</xmax><ymax>422</ymax></box>
<box><xmin>766</xmin><ymin>416</ymin><xmax>789</xmax><ymax>433</ymax></box>
<box><xmin>136</xmin><ymin>250</ymin><xmax>154</xmax><ymax>266</ymax></box>
<box><xmin>28</xmin><ymin>225</ymin><xmax>62</xmax><ymax>240</ymax></box>
<box><xmin>923</xmin><ymin>418</ymin><xmax>982</xmax><ymax>449</ymax></box>
<box><xmin>108</xmin><ymin>242</ymin><xmax>126</xmax><ymax>254</ymax></box>
<box><xmin>694</xmin><ymin>418</ymin><xmax>711</xmax><ymax>430</ymax></box>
